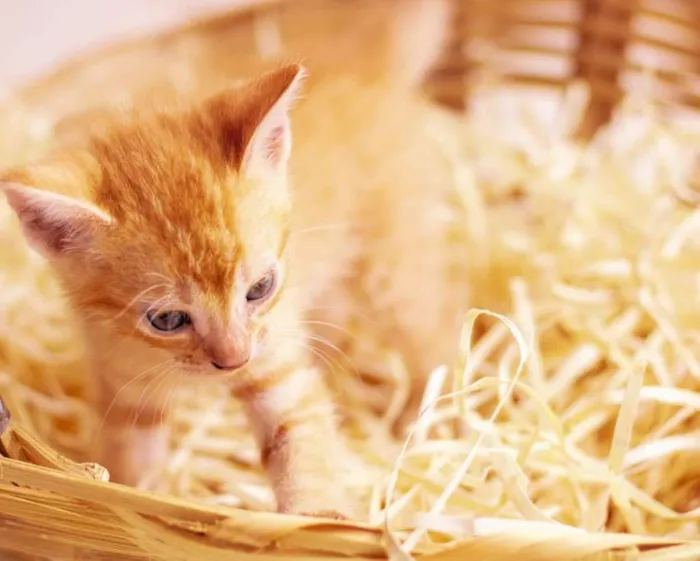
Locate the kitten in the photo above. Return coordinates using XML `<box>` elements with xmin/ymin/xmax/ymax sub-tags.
<box><xmin>1</xmin><ymin>64</ymin><xmax>354</xmax><ymax>517</ymax></box>
<box><xmin>1</xmin><ymin>0</ymin><xmax>470</xmax><ymax>518</ymax></box>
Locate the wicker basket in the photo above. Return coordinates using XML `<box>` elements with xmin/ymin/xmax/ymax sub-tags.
<box><xmin>11</xmin><ymin>0</ymin><xmax>700</xmax><ymax>130</ymax></box>
<box><xmin>2</xmin><ymin>0</ymin><xmax>700</xmax><ymax>559</ymax></box>
<box><xmin>427</xmin><ymin>0</ymin><xmax>700</xmax><ymax>131</ymax></box>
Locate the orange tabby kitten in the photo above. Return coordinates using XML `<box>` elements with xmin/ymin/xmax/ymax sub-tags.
<box><xmin>1</xmin><ymin>64</ymin><xmax>353</xmax><ymax>517</ymax></box>
<box><xmin>1</xmin><ymin>0</ymin><xmax>469</xmax><ymax>518</ymax></box>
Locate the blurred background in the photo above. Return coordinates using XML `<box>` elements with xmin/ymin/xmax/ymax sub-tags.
<box><xmin>3</xmin><ymin>0</ymin><xmax>700</xmax><ymax>135</ymax></box>
<box><xmin>0</xmin><ymin>0</ymin><xmax>252</xmax><ymax>88</ymax></box>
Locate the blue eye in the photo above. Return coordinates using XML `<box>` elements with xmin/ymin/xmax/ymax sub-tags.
<box><xmin>146</xmin><ymin>310</ymin><xmax>191</xmax><ymax>333</ymax></box>
<box><xmin>246</xmin><ymin>271</ymin><xmax>277</xmax><ymax>302</ymax></box>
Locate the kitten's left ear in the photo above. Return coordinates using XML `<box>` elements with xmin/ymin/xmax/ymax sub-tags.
<box><xmin>241</xmin><ymin>64</ymin><xmax>306</xmax><ymax>175</ymax></box>
<box><xmin>206</xmin><ymin>63</ymin><xmax>307</xmax><ymax>176</ymax></box>
<box><xmin>1</xmin><ymin>182</ymin><xmax>111</xmax><ymax>259</ymax></box>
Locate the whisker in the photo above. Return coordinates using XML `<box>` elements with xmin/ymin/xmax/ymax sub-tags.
<box><xmin>288</xmin><ymin>222</ymin><xmax>354</xmax><ymax>237</ymax></box>
<box><xmin>136</xmin><ymin>365</ymin><xmax>178</xmax><ymax>421</ymax></box>
<box><xmin>126</xmin><ymin>364</ymin><xmax>179</xmax><ymax>444</ymax></box>
<box><xmin>297</xmin><ymin>303</ymin><xmax>383</xmax><ymax>328</ymax></box>
<box><xmin>279</xmin><ymin>332</ymin><xmax>360</xmax><ymax>383</ymax></box>
<box><xmin>96</xmin><ymin>359</ymin><xmax>175</xmax><ymax>435</ymax></box>
<box><xmin>145</xmin><ymin>295</ymin><xmax>179</xmax><ymax>317</ymax></box>
<box><xmin>113</xmin><ymin>283</ymin><xmax>172</xmax><ymax>320</ymax></box>
<box><xmin>283</xmin><ymin>330</ymin><xmax>359</xmax><ymax>376</ymax></box>
<box><xmin>298</xmin><ymin>319</ymin><xmax>359</xmax><ymax>341</ymax></box>
<box><xmin>275</xmin><ymin>327</ymin><xmax>353</xmax><ymax>370</ymax></box>
<box><xmin>158</xmin><ymin>372</ymin><xmax>181</xmax><ymax>426</ymax></box>
<box><xmin>304</xmin><ymin>344</ymin><xmax>344</xmax><ymax>377</ymax></box>
<box><xmin>143</xmin><ymin>367</ymin><xmax>180</xmax><ymax>428</ymax></box>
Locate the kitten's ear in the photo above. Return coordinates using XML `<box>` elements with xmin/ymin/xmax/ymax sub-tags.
<box><xmin>1</xmin><ymin>183</ymin><xmax>111</xmax><ymax>258</ymax></box>
<box><xmin>240</xmin><ymin>64</ymin><xmax>306</xmax><ymax>175</ymax></box>
<box><xmin>207</xmin><ymin>63</ymin><xmax>306</xmax><ymax>176</ymax></box>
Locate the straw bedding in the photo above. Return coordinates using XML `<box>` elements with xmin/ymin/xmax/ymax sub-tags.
<box><xmin>1</xmin><ymin>24</ymin><xmax>700</xmax><ymax>561</ymax></box>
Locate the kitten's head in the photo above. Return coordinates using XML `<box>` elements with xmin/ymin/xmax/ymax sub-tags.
<box><xmin>1</xmin><ymin>64</ymin><xmax>306</xmax><ymax>376</ymax></box>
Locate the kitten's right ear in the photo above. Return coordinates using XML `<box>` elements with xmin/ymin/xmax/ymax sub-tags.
<box><xmin>1</xmin><ymin>183</ymin><xmax>111</xmax><ymax>258</ymax></box>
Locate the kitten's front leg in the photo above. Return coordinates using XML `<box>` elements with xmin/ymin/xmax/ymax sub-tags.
<box><xmin>235</xmin><ymin>362</ymin><xmax>354</xmax><ymax>518</ymax></box>
<box><xmin>94</xmin><ymin>375</ymin><xmax>170</xmax><ymax>489</ymax></box>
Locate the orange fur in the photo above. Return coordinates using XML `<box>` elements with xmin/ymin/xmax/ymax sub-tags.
<box><xmin>1</xmin><ymin>0</ymin><xmax>470</xmax><ymax>517</ymax></box>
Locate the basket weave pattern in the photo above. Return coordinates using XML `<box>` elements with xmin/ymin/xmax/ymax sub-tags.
<box><xmin>429</xmin><ymin>0</ymin><xmax>700</xmax><ymax>131</ymax></box>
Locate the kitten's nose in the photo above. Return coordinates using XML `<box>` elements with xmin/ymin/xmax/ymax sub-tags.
<box><xmin>211</xmin><ymin>358</ymin><xmax>249</xmax><ymax>371</ymax></box>
<box><xmin>208</xmin><ymin>336</ymin><xmax>251</xmax><ymax>372</ymax></box>
<box><xmin>206</xmin><ymin>326</ymin><xmax>252</xmax><ymax>372</ymax></box>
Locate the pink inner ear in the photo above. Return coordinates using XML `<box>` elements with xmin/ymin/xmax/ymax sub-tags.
<box><xmin>16</xmin><ymin>199</ymin><xmax>97</xmax><ymax>256</ymax></box>
<box><xmin>242</xmin><ymin>121</ymin><xmax>289</xmax><ymax>172</ymax></box>
<box><xmin>1</xmin><ymin>184</ymin><xmax>108</xmax><ymax>258</ymax></box>
<box><xmin>24</xmin><ymin>211</ymin><xmax>77</xmax><ymax>254</ymax></box>
<box><xmin>265</xmin><ymin>125</ymin><xmax>286</xmax><ymax>167</ymax></box>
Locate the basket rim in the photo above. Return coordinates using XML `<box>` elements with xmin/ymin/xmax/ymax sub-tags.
<box><xmin>2</xmin><ymin>447</ymin><xmax>695</xmax><ymax>560</ymax></box>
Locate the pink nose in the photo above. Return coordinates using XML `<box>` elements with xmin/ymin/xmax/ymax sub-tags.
<box><xmin>208</xmin><ymin>339</ymin><xmax>251</xmax><ymax>372</ymax></box>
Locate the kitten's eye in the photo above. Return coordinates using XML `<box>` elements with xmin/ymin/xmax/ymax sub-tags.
<box><xmin>246</xmin><ymin>271</ymin><xmax>276</xmax><ymax>302</ymax></box>
<box><xmin>146</xmin><ymin>310</ymin><xmax>191</xmax><ymax>333</ymax></box>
